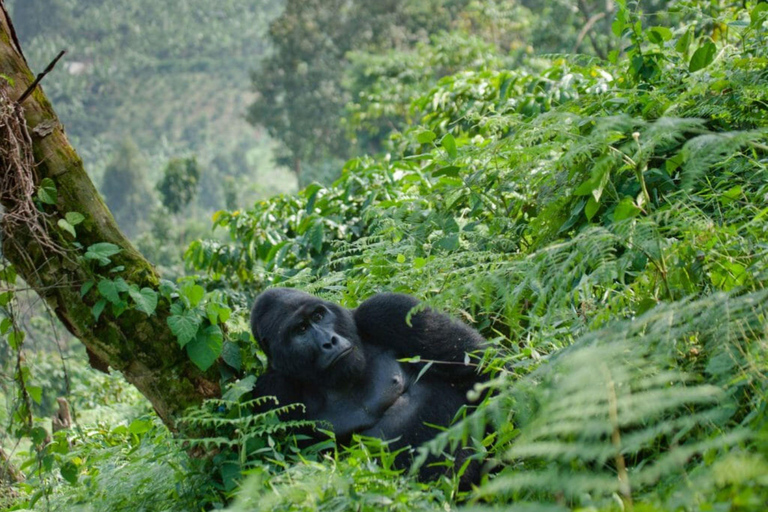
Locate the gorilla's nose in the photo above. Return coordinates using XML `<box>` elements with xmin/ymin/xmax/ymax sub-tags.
<box><xmin>322</xmin><ymin>336</ymin><xmax>339</xmax><ymax>350</ymax></box>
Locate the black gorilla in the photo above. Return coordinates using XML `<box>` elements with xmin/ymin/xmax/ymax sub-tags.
<box><xmin>250</xmin><ymin>288</ymin><xmax>486</xmax><ymax>479</ymax></box>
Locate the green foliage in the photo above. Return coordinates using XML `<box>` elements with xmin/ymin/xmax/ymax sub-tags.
<box><xmin>157</xmin><ymin>157</ymin><xmax>201</xmax><ymax>215</ymax></box>
<box><xmin>14</xmin><ymin>420</ymin><xmax>212</xmax><ymax>511</ymax></box>
<box><xmin>160</xmin><ymin>280</ymin><xmax>231</xmax><ymax>371</ymax></box>
<box><xmin>99</xmin><ymin>138</ymin><xmax>156</xmax><ymax>237</ymax></box>
<box><xmin>5</xmin><ymin>1</ymin><xmax>768</xmax><ymax>511</ymax></box>
<box><xmin>36</xmin><ymin>178</ymin><xmax>57</xmax><ymax>205</ymax></box>
<box><xmin>6</xmin><ymin>0</ymin><xmax>285</xmax><ymax>194</ymax></box>
<box><xmin>344</xmin><ymin>31</ymin><xmax>505</xmax><ymax>152</ymax></box>
<box><xmin>228</xmin><ymin>437</ymin><xmax>450</xmax><ymax>512</ymax></box>
<box><xmin>179</xmin><ymin>396</ymin><xmax>319</xmax><ymax>500</ymax></box>
<box><xmin>248</xmin><ymin>0</ymin><xmax>491</xmax><ymax>182</ymax></box>
<box><xmin>184</xmin><ymin>2</ymin><xmax>768</xmax><ymax>509</ymax></box>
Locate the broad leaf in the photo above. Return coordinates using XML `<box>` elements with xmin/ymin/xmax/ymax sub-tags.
<box><xmin>613</xmin><ymin>197</ymin><xmax>642</xmax><ymax>221</ymax></box>
<box><xmin>417</xmin><ymin>130</ymin><xmax>436</xmax><ymax>144</ymax></box>
<box><xmin>432</xmin><ymin>166</ymin><xmax>460</xmax><ymax>178</ymax></box>
<box><xmin>7</xmin><ymin>330</ymin><xmax>25</xmax><ymax>350</ymax></box>
<box><xmin>65</xmin><ymin>212</ymin><xmax>85</xmax><ymax>225</ymax></box>
<box><xmin>80</xmin><ymin>280</ymin><xmax>95</xmax><ymax>298</ymax></box>
<box><xmin>37</xmin><ymin>178</ymin><xmax>57</xmax><ymax>205</ymax></box>
<box><xmin>186</xmin><ymin>325</ymin><xmax>223</xmax><ymax>371</ymax></box>
<box><xmin>58</xmin><ymin>219</ymin><xmax>76</xmax><ymax>238</ymax></box>
<box><xmin>180</xmin><ymin>282</ymin><xmax>205</xmax><ymax>308</ymax></box>
<box><xmin>441</xmin><ymin>133</ymin><xmax>457</xmax><ymax>159</ymax></box>
<box><xmin>97</xmin><ymin>278</ymin><xmax>128</xmax><ymax>305</ymax></box>
<box><xmin>689</xmin><ymin>41</ymin><xmax>716</xmax><ymax>72</ymax></box>
<box><xmin>91</xmin><ymin>299</ymin><xmax>107</xmax><ymax>321</ymax></box>
<box><xmin>129</xmin><ymin>287</ymin><xmax>158</xmax><ymax>316</ymax></box>
<box><xmin>84</xmin><ymin>243</ymin><xmax>122</xmax><ymax>266</ymax></box>
<box><xmin>222</xmin><ymin>375</ymin><xmax>256</xmax><ymax>402</ymax></box>
<box><xmin>221</xmin><ymin>341</ymin><xmax>243</xmax><ymax>372</ymax></box>
<box><xmin>168</xmin><ymin>311</ymin><xmax>201</xmax><ymax>347</ymax></box>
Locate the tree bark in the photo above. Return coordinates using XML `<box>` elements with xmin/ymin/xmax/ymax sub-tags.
<box><xmin>0</xmin><ymin>2</ymin><xmax>219</xmax><ymax>429</ymax></box>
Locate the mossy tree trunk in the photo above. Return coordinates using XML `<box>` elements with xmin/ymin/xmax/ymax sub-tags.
<box><xmin>0</xmin><ymin>2</ymin><xmax>219</xmax><ymax>429</ymax></box>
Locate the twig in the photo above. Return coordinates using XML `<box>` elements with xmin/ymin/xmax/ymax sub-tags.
<box><xmin>574</xmin><ymin>13</ymin><xmax>606</xmax><ymax>54</ymax></box>
<box><xmin>16</xmin><ymin>50</ymin><xmax>66</xmax><ymax>104</ymax></box>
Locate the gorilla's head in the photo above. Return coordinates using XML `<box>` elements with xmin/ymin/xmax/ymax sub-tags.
<box><xmin>250</xmin><ymin>288</ymin><xmax>367</xmax><ymax>387</ymax></box>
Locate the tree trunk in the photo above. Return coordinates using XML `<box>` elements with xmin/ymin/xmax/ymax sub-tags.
<box><xmin>0</xmin><ymin>2</ymin><xmax>219</xmax><ymax>429</ymax></box>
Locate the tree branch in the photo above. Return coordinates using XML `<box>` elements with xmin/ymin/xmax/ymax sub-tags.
<box><xmin>17</xmin><ymin>50</ymin><xmax>66</xmax><ymax>104</ymax></box>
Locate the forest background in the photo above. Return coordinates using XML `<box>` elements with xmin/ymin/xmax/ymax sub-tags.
<box><xmin>1</xmin><ymin>0</ymin><xmax>767</xmax><ymax>511</ymax></box>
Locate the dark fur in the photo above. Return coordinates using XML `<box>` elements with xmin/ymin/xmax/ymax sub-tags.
<box><xmin>250</xmin><ymin>288</ymin><xmax>486</xmax><ymax>483</ymax></box>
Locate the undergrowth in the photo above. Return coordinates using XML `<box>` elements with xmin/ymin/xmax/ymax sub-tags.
<box><xmin>4</xmin><ymin>1</ymin><xmax>768</xmax><ymax>511</ymax></box>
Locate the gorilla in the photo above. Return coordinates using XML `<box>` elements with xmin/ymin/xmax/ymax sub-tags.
<box><xmin>250</xmin><ymin>288</ymin><xmax>486</xmax><ymax>480</ymax></box>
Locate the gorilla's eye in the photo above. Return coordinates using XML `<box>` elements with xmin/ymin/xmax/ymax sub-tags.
<box><xmin>297</xmin><ymin>321</ymin><xmax>309</xmax><ymax>333</ymax></box>
<box><xmin>311</xmin><ymin>310</ymin><xmax>324</xmax><ymax>322</ymax></box>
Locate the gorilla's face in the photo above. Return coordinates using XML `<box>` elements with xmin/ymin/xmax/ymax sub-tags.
<box><xmin>251</xmin><ymin>288</ymin><xmax>367</xmax><ymax>387</ymax></box>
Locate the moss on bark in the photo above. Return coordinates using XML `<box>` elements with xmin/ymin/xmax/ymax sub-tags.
<box><xmin>0</xmin><ymin>4</ymin><xmax>219</xmax><ymax>429</ymax></box>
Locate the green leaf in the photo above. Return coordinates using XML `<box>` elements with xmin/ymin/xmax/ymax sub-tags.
<box><xmin>129</xmin><ymin>287</ymin><xmax>158</xmax><ymax>316</ymax></box>
<box><xmin>221</xmin><ymin>341</ymin><xmax>242</xmax><ymax>372</ymax></box>
<box><xmin>613</xmin><ymin>197</ymin><xmax>641</xmax><ymax>221</ymax></box>
<box><xmin>180</xmin><ymin>282</ymin><xmax>205</xmax><ymax>308</ymax></box>
<box><xmin>689</xmin><ymin>40</ymin><xmax>716</xmax><ymax>72</ymax></box>
<box><xmin>98</xmin><ymin>279</ymin><xmax>124</xmax><ymax>305</ymax></box>
<box><xmin>0</xmin><ymin>291</ymin><xmax>13</xmax><ymax>307</ymax></box>
<box><xmin>574</xmin><ymin>179</ymin><xmax>595</xmax><ymax>196</ymax></box>
<box><xmin>648</xmin><ymin>26</ymin><xmax>672</xmax><ymax>44</ymax></box>
<box><xmin>27</xmin><ymin>385</ymin><xmax>42</xmax><ymax>404</ymax></box>
<box><xmin>441</xmin><ymin>133</ymin><xmax>457</xmax><ymax>160</ymax></box>
<box><xmin>308</xmin><ymin>222</ymin><xmax>324</xmax><ymax>252</ymax></box>
<box><xmin>434</xmin><ymin>234</ymin><xmax>460</xmax><ymax>251</ymax></box>
<box><xmin>414</xmin><ymin>361</ymin><xmax>434</xmax><ymax>383</ymax></box>
<box><xmin>0</xmin><ymin>265</ymin><xmax>17</xmax><ymax>284</ymax></box>
<box><xmin>675</xmin><ymin>28</ymin><xmax>693</xmax><ymax>54</ymax></box>
<box><xmin>0</xmin><ymin>317</ymin><xmax>11</xmax><ymax>335</ymax></box>
<box><xmin>168</xmin><ymin>311</ymin><xmax>201</xmax><ymax>348</ymax></box>
<box><xmin>186</xmin><ymin>325</ymin><xmax>223</xmax><ymax>371</ymax></box>
<box><xmin>30</xmin><ymin>426</ymin><xmax>48</xmax><ymax>445</ymax></box>
<box><xmin>65</xmin><ymin>212</ymin><xmax>85</xmax><ymax>225</ymax></box>
<box><xmin>58</xmin><ymin>219</ymin><xmax>76</xmax><ymax>238</ymax></box>
<box><xmin>92</xmin><ymin>299</ymin><xmax>107</xmax><ymax>321</ymax></box>
<box><xmin>432</xmin><ymin>165</ymin><xmax>460</xmax><ymax>178</ymax></box>
<box><xmin>417</xmin><ymin>130</ymin><xmax>436</xmax><ymax>144</ymax></box>
<box><xmin>222</xmin><ymin>375</ymin><xmax>256</xmax><ymax>402</ymax></box>
<box><xmin>7</xmin><ymin>329</ymin><xmax>25</xmax><ymax>349</ymax></box>
<box><xmin>611</xmin><ymin>17</ymin><xmax>625</xmax><ymax>37</ymax></box>
<box><xmin>750</xmin><ymin>3</ymin><xmax>768</xmax><ymax>28</ymax></box>
<box><xmin>304</xmin><ymin>184</ymin><xmax>322</xmax><ymax>213</ymax></box>
<box><xmin>60</xmin><ymin>461</ymin><xmax>79</xmax><ymax>485</ymax></box>
<box><xmin>84</xmin><ymin>243</ymin><xmax>122</xmax><ymax>266</ymax></box>
<box><xmin>206</xmin><ymin>302</ymin><xmax>219</xmax><ymax>325</ymax></box>
<box><xmin>584</xmin><ymin>196</ymin><xmax>600</xmax><ymax>220</ymax></box>
<box><xmin>719</xmin><ymin>185</ymin><xmax>742</xmax><ymax>205</ymax></box>
<box><xmin>159</xmin><ymin>279</ymin><xmax>177</xmax><ymax>299</ymax></box>
<box><xmin>128</xmin><ymin>418</ymin><xmax>153</xmax><ymax>435</ymax></box>
<box><xmin>80</xmin><ymin>280</ymin><xmax>95</xmax><ymax>298</ymax></box>
<box><xmin>37</xmin><ymin>178</ymin><xmax>57</xmax><ymax>205</ymax></box>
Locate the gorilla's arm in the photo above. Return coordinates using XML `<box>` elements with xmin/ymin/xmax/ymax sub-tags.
<box><xmin>251</xmin><ymin>370</ymin><xmax>305</xmax><ymax>420</ymax></box>
<box><xmin>353</xmin><ymin>293</ymin><xmax>485</xmax><ymax>379</ymax></box>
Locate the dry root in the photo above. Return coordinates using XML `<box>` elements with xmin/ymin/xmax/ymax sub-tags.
<box><xmin>0</xmin><ymin>82</ymin><xmax>61</xmax><ymax>254</ymax></box>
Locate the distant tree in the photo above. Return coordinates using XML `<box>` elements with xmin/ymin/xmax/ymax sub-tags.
<box><xmin>247</xmin><ymin>0</ymin><xmax>472</xmax><ymax>184</ymax></box>
<box><xmin>100</xmin><ymin>138</ymin><xmax>155</xmax><ymax>238</ymax></box>
<box><xmin>157</xmin><ymin>157</ymin><xmax>201</xmax><ymax>215</ymax></box>
<box><xmin>6</xmin><ymin>0</ymin><xmax>73</xmax><ymax>41</ymax></box>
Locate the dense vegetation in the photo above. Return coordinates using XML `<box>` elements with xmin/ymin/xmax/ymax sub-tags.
<box><xmin>2</xmin><ymin>0</ymin><xmax>767</xmax><ymax>511</ymax></box>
